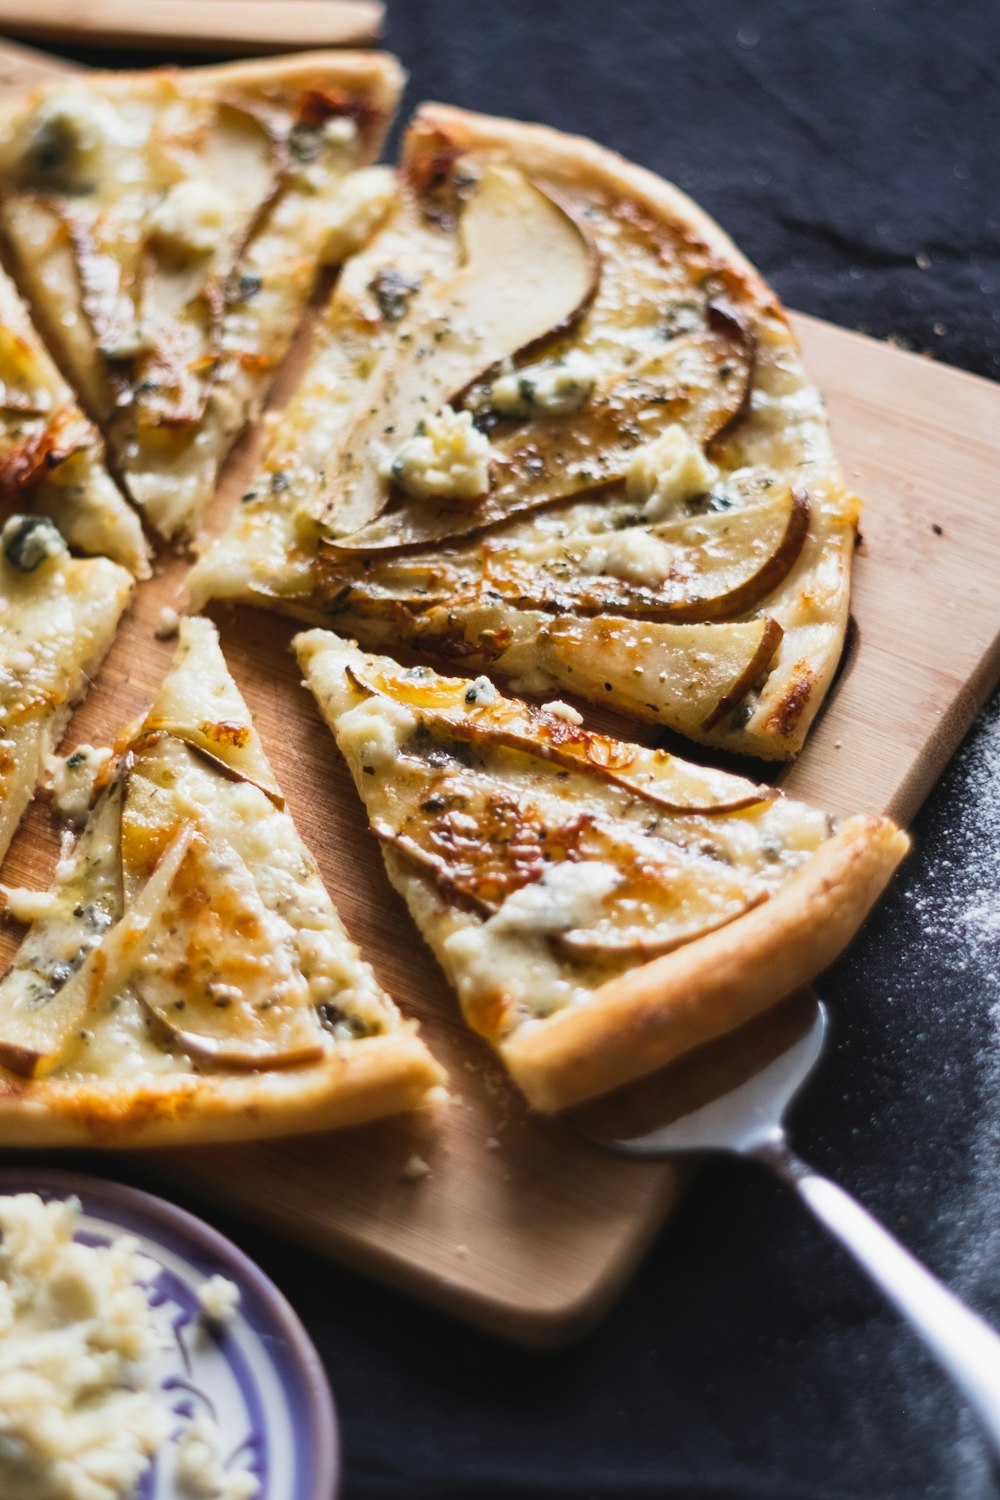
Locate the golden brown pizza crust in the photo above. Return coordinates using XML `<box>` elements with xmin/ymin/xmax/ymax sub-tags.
<box><xmin>0</xmin><ymin>1029</ymin><xmax>442</xmax><ymax>1147</ymax></box>
<box><xmin>500</xmin><ymin>815</ymin><xmax>909</xmax><ymax>1112</ymax></box>
<box><xmin>410</xmin><ymin>101</ymin><xmax>767</xmax><ymax>296</ymax></box>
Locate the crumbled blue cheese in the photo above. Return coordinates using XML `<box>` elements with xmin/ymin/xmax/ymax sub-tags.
<box><xmin>464</xmin><ymin>676</ymin><xmax>498</xmax><ymax>707</ymax></box>
<box><xmin>0</xmin><ymin>1193</ymin><xmax>167</xmax><ymax>1500</ymax></box>
<box><xmin>197</xmin><ymin>1274</ymin><xmax>240</xmax><ymax>1325</ymax></box>
<box><xmin>317</xmin><ymin>165</ymin><xmax>396</xmax><ymax>265</ymax></box>
<box><xmin>390</xmin><ymin>407</ymin><xmax>491</xmax><ymax>503</ymax></box>
<box><xmin>489</xmin><ymin>862</ymin><xmax>621</xmax><ymax>937</ymax></box>
<box><xmin>625</xmin><ymin>423</ymin><xmax>718</xmax><ymax>519</ymax></box>
<box><xmin>148</xmin><ymin>179</ymin><xmax>226</xmax><ymax>257</ymax></box>
<box><xmin>488</xmin><ymin>350</ymin><xmax>598</xmax><ymax>417</ymax></box>
<box><xmin>48</xmin><ymin>743</ymin><xmax>112</xmax><ymax>824</ymax></box>
<box><xmin>1</xmin><ymin>515</ymin><xmax>67</xmax><ymax>574</ymax></box>
<box><xmin>20</xmin><ymin>92</ymin><xmax>123</xmax><ymax>187</ymax></box>
<box><xmin>441</xmin><ymin>863</ymin><xmax>622</xmax><ymax>1020</ymax></box>
<box><xmin>337</xmin><ymin>696</ymin><xmax>418</xmax><ymax>770</ymax></box>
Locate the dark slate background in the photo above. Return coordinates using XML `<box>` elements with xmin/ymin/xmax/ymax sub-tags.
<box><xmin>43</xmin><ymin>2</ymin><xmax>1000</xmax><ymax>1496</ymax></box>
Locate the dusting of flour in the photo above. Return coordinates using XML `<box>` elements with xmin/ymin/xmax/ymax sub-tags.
<box><xmin>905</xmin><ymin>693</ymin><xmax>1000</xmax><ymax>1495</ymax></box>
<box><xmin>904</xmin><ymin>695</ymin><xmax>1000</xmax><ymax>995</ymax></box>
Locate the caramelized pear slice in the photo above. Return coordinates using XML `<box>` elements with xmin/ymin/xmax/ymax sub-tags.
<box><xmin>320</xmin><ymin>487</ymin><xmax>808</xmax><ymax>626</ymax></box>
<box><xmin>0</xmin><ymin>322</ymin><xmax>57</xmax><ymax>415</ymax></box>
<box><xmin>0</xmin><ymin>823</ymin><xmax>193</xmax><ymax>1079</ymax></box>
<box><xmin>533</xmin><ymin>611</ymin><xmax>784</xmax><ymax>736</ymax></box>
<box><xmin>326</xmin><ymin>299</ymin><xmax>753</xmax><ymax>555</ymax></box>
<box><xmin>134</xmin><ymin>645</ymin><xmax>284</xmax><ymax>808</ymax></box>
<box><xmin>130</xmin><ymin>719</ymin><xmax>285</xmax><ymax>810</ymax></box>
<box><xmin>346</xmin><ymin>664</ymin><xmax>776</xmax><ymax>815</ymax></box>
<box><xmin>133</xmin><ymin>832</ymin><xmax>325</xmax><ymax>1070</ymax></box>
<box><xmin>133</xmin><ymin>101</ymin><xmax>280</xmax><ymax>427</ymax></box>
<box><xmin>348</xmin><ymin>602</ymin><xmax>783</xmax><ymax>742</ymax></box>
<box><xmin>373</xmin><ymin>769</ymin><xmax>762</xmax><ymax>962</ymax></box>
<box><xmin>324</xmin><ymin>164</ymin><xmax>599</xmax><ymax>537</ymax></box>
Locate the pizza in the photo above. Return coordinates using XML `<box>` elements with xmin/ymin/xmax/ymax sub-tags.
<box><xmin>0</xmin><ymin>515</ymin><xmax>132</xmax><ymax>867</ymax></box>
<box><xmin>0</xmin><ymin>262</ymin><xmax>148</xmax><ymax>576</ymax></box>
<box><xmin>0</xmin><ymin>617</ymin><xmax>443</xmax><ymax>1146</ymax></box>
<box><xmin>295</xmin><ymin>630</ymin><xmax>908</xmax><ymax>1112</ymax></box>
<box><xmin>0</xmin><ymin>51</ymin><xmax>404</xmax><ymax>542</ymax></box>
<box><xmin>191</xmin><ymin>102</ymin><xmax>858</xmax><ymax>761</ymax></box>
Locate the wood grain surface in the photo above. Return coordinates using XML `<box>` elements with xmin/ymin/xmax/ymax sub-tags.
<box><xmin>0</xmin><ymin>1</ymin><xmax>384</xmax><ymax>54</ymax></box>
<box><xmin>0</xmin><ymin>41</ymin><xmax>997</xmax><ymax>1345</ymax></box>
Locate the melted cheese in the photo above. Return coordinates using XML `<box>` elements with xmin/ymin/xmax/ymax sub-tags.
<box><xmin>299</xmin><ymin>634</ymin><xmax>837</xmax><ymax>1027</ymax></box>
<box><xmin>0</xmin><ymin>543</ymin><xmax>132</xmax><ymax>864</ymax></box>
<box><xmin>0</xmin><ymin>69</ymin><xmax>398</xmax><ymax>541</ymax></box>
<box><xmin>48</xmin><ymin>743</ymin><xmax>112</xmax><ymax>824</ymax></box>
<box><xmin>0</xmin><ymin>620</ymin><xmax>400</xmax><ymax>1086</ymax></box>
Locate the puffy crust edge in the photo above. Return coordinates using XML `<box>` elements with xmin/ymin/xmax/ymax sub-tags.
<box><xmin>15</xmin><ymin>50</ymin><xmax>407</xmax><ymax>119</ymax></box>
<box><xmin>0</xmin><ymin>1029</ymin><xmax>444</xmax><ymax>1147</ymax></box>
<box><xmin>500</xmin><ymin>815</ymin><xmax>909</xmax><ymax>1113</ymax></box>
<box><xmin>410</xmin><ymin>102</ymin><xmax>774</xmax><ymax>307</ymax></box>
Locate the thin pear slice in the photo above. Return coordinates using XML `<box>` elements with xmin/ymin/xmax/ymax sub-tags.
<box><xmin>0</xmin><ymin>823</ymin><xmax>193</xmax><ymax>1079</ymax></box>
<box><xmin>133</xmin><ymin>831</ymin><xmax>325</xmax><ymax>1070</ymax></box>
<box><xmin>375</xmin><ymin>770</ymin><xmax>763</xmax><ymax>964</ymax></box>
<box><xmin>344</xmin><ymin>664</ymin><xmax>776</xmax><ymax>815</ymax></box>
<box><xmin>319</xmin><ymin>487</ymin><xmax>808</xmax><ymax>626</ymax></box>
<box><xmin>325</xmin><ymin>300</ymin><xmax>753</xmax><ymax>554</ymax></box>
<box><xmin>532</xmin><ymin>610</ymin><xmax>784</xmax><ymax>736</ymax></box>
<box><xmin>323</xmin><ymin>163</ymin><xmax>599</xmax><ymax>537</ymax></box>
<box><xmin>130</xmin><ymin>720</ymin><xmax>285</xmax><ymax>810</ymax></box>
<box><xmin>338</xmin><ymin>600</ymin><xmax>783</xmax><ymax>742</ymax></box>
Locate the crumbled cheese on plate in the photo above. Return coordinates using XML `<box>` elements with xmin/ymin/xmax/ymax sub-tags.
<box><xmin>0</xmin><ymin>1193</ymin><xmax>167</xmax><ymax>1500</ymax></box>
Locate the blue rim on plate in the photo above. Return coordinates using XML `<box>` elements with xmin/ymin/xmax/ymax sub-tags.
<box><xmin>0</xmin><ymin>1169</ymin><xmax>339</xmax><ymax>1500</ymax></box>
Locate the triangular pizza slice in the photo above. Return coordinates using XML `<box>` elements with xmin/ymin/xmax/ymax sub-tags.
<box><xmin>0</xmin><ymin>617</ymin><xmax>442</xmax><ymax>1146</ymax></box>
<box><xmin>0</xmin><ymin>515</ymin><xmax>133</xmax><ymax>865</ymax></box>
<box><xmin>0</xmin><ymin>51</ymin><xmax>403</xmax><ymax>541</ymax></box>
<box><xmin>192</xmin><ymin>102</ymin><xmax>857</xmax><ymax>760</ymax></box>
<box><xmin>0</xmin><ymin>263</ymin><xmax>148</xmax><ymax>575</ymax></box>
<box><xmin>296</xmin><ymin>630</ymin><xmax>908</xmax><ymax>1112</ymax></box>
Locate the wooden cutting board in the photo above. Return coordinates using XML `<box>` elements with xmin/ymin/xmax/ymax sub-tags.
<box><xmin>0</xmin><ymin>37</ymin><xmax>998</xmax><ymax>1347</ymax></box>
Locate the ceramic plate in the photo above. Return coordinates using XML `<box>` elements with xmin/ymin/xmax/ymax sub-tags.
<box><xmin>0</xmin><ymin>1169</ymin><xmax>339</xmax><ymax>1500</ymax></box>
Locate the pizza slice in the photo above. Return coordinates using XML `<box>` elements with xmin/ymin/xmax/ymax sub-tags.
<box><xmin>0</xmin><ymin>514</ymin><xmax>133</xmax><ymax>866</ymax></box>
<box><xmin>0</xmin><ymin>616</ymin><xmax>443</xmax><ymax>1146</ymax></box>
<box><xmin>191</xmin><ymin>102</ymin><xmax>857</xmax><ymax>760</ymax></box>
<box><xmin>0</xmin><ymin>263</ymin><xmax>149</xmax><ymax>575</ymax></box>
<box><xmin>0</xmin><ymin>50</ymin><xmax>403</xmax><ymax>541</ymax></box>
<box><xmin>295</xmin><ymin>630</ymin><xmax>908</xmax><ymax>1112</ymax></box>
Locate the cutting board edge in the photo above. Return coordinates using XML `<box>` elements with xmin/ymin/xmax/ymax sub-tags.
<box><xmin>156</xmin><ymin>1156</ymin><xmax>684</xmax><ymax>1348</ymax></box>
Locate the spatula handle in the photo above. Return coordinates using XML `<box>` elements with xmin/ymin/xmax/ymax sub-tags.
<box><xmin>756</xmin><ymin>1136</ymin><xmax>1000</xmax><ymax>1453</ymax></box>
